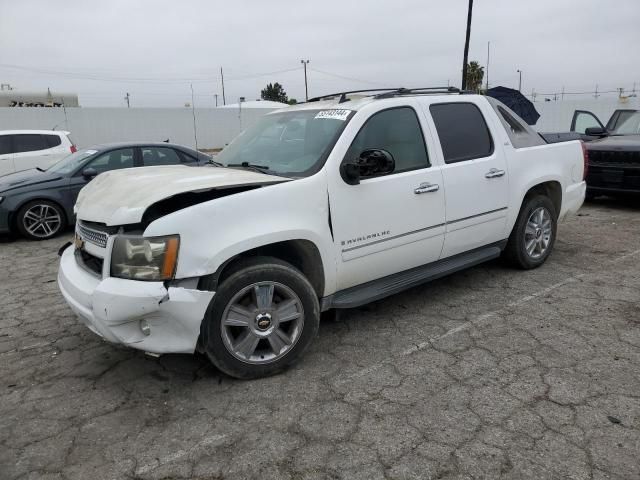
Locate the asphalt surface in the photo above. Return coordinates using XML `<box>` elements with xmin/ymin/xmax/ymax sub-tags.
<box><xmin>1</xmin><ymin>199</ymin><xmax>639</xmax><ymax>480</ymax></box>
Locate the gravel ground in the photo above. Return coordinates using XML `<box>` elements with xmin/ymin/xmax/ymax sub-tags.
<box><xmin>1</xmin><ymin>199</ymin><xmax>639</xmax><ymax>480</ymax></box>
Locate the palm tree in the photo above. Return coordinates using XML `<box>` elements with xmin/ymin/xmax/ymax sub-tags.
<box><xmin>465</xmin><ymin>61</ymin><xmax>485</xmax><ymax>93</ymax></box>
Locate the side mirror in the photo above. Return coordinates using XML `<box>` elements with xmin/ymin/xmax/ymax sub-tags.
<box><xmin>584</xmin><ymin>127</ymin><xmax>608</xmax><ymax>137</ymax></box>
<box><xmin>82</xmin><ymin>167</ymin><xmax>98</xmax><ymax>180</ymax></box>
<box><xmin>340</xmin><ymin>149</ymin><xmax>395</xmax><ymax>185</ymax></box>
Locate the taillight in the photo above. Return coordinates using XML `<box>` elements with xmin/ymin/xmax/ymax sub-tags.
<box><xmin>70</xmin><ymin>145</ymin><xmax>77</xmax><ymax>153</ymax></box>
<box><xmin>580</xmin><ymin>141</ymin><xmax>589</xmax><ymax>181</ymax></box>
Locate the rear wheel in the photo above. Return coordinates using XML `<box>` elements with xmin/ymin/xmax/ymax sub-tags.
<box><xmin>201</xmin><ymin>257</ymin><xmax>320</xmax><ymax>379</ymax></box>
<box><xmin>504</xmin><ymin>195</ymin><xmax>557</xmax><ymax>269</ymax></box>
<box><xmin>16</xmin><ymin>200</ymin><xmax>66</xmax><ymax>240</ymax></box>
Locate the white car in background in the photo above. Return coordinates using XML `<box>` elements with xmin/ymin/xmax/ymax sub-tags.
<box><xmin>0</xmin><ymin>130</ymin><xmax>76</xmax><ymax>177</ymax></box>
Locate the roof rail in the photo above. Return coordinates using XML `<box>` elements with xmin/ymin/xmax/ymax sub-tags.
<box><xmin>306</xmin><ymin>86</ymin><xmax>467</xmax><ymax>104</ymax></box>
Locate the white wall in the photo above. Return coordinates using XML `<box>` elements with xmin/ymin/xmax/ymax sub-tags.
<box><xmin>533</xmin><ymin>97</ymin><xmax>640</xmax><ymax>132</ymax></box>
<box><xmin>0</xmin><ymin>107</ymin><xmax>277</xmax><ymax>149</ymax></box>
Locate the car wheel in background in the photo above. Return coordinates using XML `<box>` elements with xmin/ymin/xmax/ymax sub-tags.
<box><xmin>16</xmin><ymin>200</ymin><xmax>66</xmax><ymax>240</ymax></box>
<box><xmin>504</xmin><ymin>194</ymin><xmax>557</xmax><ymax>269</ymax></box>
<box><xmin>200</xmin><ymin>256</ymin><xmax>320</xmax><ymax>379</ymax></box>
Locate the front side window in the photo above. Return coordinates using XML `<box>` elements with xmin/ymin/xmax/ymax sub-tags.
<box><xmin>13</xmin><ymin>134</ymin><xmax>49</xmax><ymax>153</ymax></box>
<box><xmin>345</xmin><ymin>107</ymin><xmax>430</xmax><ymax>174</ymax></box>
<box><xmin>573</xmin><ymin>111</ymin><xmax>604</xmax><ymax>134</ymax></box>
<box><xmin>141</xmin><ymin>147</ymin><xmax>182</xmax><ymax>166</ymax></box>
<box><xmin>216</xmin><ymin>110</ymin><xmax>350</xmax><ymax>177</ymax></box>
<box><xmin>86</xmin><ymin>148</ymin><xmax>134</xmax><ymax>174</ymax></box>
<box><xmin>430</xmin><ymin>102</ymin><xmax>494</xmax><ymax>164</ymax></box>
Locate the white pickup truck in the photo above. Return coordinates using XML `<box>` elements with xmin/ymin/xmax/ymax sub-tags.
<box><xmin>58</xmin><ymin>87</ymin><xmax>586</xmax><ymax>379</ymax></box>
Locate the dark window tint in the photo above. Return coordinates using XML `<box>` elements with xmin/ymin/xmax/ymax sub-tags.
<box><xmin>13</xmin><ymin>134</ymin><xmax>49</xmax><ymax>153</ymax></box>
<box><xmin>87</xmin><ymin>148</ymin><xmax>134</xmax><ymax>174</ymax></box>
<box><xmin>0</xmin><ymin>135</ymin><xmax>11</xmax><ymax>155</ymax></box>
<box><xmin>346</xmin><ymin>107</ymin><xmax>429</xmax><ymax>173</ymax></box>
<box><xmin>498</xmin><ymin>106</ymin><xmax>526</xmax><ymax>134</ymax></box>
<box><xmin>430</xmin><ymin>103</ymin><xmax>493</xmax><ymax>163</ymax></box>
<box><xmin>178</xmin><ymin>150</ymin><xmax>199</xmax><ymax>163</ymax></box>
<box><xmin>141</xmin><ymin>147</ymin><xmax>182</xmax><ymax>166</ymax></box>
<box><xmin>44</xmin><ymin>134</ymin><xmax>62</xmax><ymax>148</ymax></box>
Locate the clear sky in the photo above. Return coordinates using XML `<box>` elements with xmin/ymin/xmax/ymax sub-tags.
<box><xmin>1</xmin><ymin>0</ymin><xmax>638</xmax><ymax>107</ymax></box>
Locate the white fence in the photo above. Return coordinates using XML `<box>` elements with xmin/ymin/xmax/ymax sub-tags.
<box><xmin>0</xmin><ymin>96</ymin><xmax>637</xmax><ymax>150</ymax></box>
<box><xmin>0</xmin><ymin>107</ymin><xmax>276</xmax><ymax>150</ymax></box>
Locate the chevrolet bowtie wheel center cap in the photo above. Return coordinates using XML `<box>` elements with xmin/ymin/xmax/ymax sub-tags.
<box><xmin>255</xmin><ymin>313</ymin><xmax>273</xmax><ymax>331</ymax></box>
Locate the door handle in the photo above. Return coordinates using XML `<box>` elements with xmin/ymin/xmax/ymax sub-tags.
<box><xmin>485</xmin><ymin>168</ymin><xmax>506</xmax><ymax>179</ymax></box>
<box><xmin>414</xmin><ymin>182</ymin><xmax>440</xmax><ymax>194</ymax></box>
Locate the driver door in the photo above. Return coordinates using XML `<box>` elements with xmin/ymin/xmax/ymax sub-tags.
<box><xmin>328</xmin><ymin>105</ymin><xmax>446</xmax><ymax>291</ymax></box>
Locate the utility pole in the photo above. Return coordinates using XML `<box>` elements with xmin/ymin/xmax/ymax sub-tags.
<box><xmin>220</xmin><ymin>67</ymin><xmax>226</xmax><ymax>105</ymax></box>
<box><xmin>618</xmin><ymin>87</ymin><xmax>624</xmax><ymax>98</ymax></box>
<box><xmin>517</xmin><ymin>70</ymin><xmax>522</xmax><ymax>92</ymax></box>
<box><xmin>214</xmin><ymin>94</ymin><xmax>218</xmax><ymax>107</ymax></box>
<box><xmin>594</xmin><ymin>84</ymin><xmax>599</xmax><ymax>98</ymax></box>
<box><xmin>485</xmin><ymin>41</ymin><xmax>490</xmax><ymax>92</ymax></box>
<box><xmin>461</xmin><ymin>0</ymin><xmax>474</xmax><ymax>90</ymax></box>
<box><xmin>561</xmin><ymin>86</ymin><xmax>565</xmax><ymax>101</ymax></box>
<box><xmin>125</xmin><ymin>92</ymin><xmax>130</xmax><ymax>108</ymax></box>
<box><xmin>301</xmin><ymin>59</ymin><xmax>310</xmax><ymax>101</ymax></box>
<box><xmin>532</xmin><ymin>88</ymin><xmax>536</xmax><ymax>102</ymax></box>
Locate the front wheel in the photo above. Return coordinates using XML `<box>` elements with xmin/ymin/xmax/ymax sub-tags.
<box><xmin>504</xmin><ymin>195</ymin><xmax>557</xmax><ymax>269</ymax></box>
<box><xmin>16</xmin><ymin>200</ymin><xmax>66</xmax><ymax>240</ymax></box>
<box><xmin>201</xmin><ymin>257</ymin><xmax>320</xmax><ymax>379</ymax></box>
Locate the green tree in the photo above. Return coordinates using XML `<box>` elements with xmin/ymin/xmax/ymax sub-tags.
<box><xmin>287</xmin><ymin>98</ymin><xmax>298</xmax><ymax>105</ymax></box>
<box><xmin>465</xmin><ymin>61</ymin><xmax>485</xmax><ymax>93</ymax></box>
<box><xmin>261</xmin><ymin>82</ymin><xmax>288</xmax><ymax>103</ymax></box>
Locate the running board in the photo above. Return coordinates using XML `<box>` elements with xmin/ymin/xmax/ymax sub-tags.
<box><xmin>322</xmin><ymin>243</ymin><xmax>504</xmax><ymax>310</ymax></box>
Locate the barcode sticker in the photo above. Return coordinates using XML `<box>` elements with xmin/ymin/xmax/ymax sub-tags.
<box><xmin>315</xmin><ymin>109</ymin><xmax>352</xmax><ymax>121</ymax></box>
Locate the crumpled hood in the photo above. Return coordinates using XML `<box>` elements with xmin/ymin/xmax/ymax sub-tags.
<box><xmin>75</xmin><ymin>165</ymin><xmax>289</xmax><ymax>225</ymax></box>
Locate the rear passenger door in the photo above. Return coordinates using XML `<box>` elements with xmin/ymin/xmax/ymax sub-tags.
<box><xmin>427</xmin><ymin>101</ymin><xmax>509</xmax><ymax>258</ymax></box>
<box><xmin>0</xmin><ymin>135</ymin><xmax>15</xmax><ymax>176</ymax></box>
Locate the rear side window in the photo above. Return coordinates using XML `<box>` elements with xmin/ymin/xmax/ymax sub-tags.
<box><xmin>497</xmin><ymin>106</ymin><xmax>526</xmax><ymax>134</ymax></box>
<box><xmin>87</xmin><ymin>148</ymin><xmax>135</xmax><ymax>174</ymax></box>
<box><xmin>44</xmin><ymin>134</ymin><xmax>62</xmax><ymax>148</ymax></box>
<box><xmin>13</xmin><ymin>134</ymin><xmax>49</xmax><ymax>153</ymax></box>
<box><xmin>430</xmin><ymin>103</ymin><xmax>493</xmax><ymax>163</ymax></box>
<box><xmin>0</xmin><ymin>135</ymin><xmax>11</xmax><ymax>155</ymax></box>
<box><xmin>141</xmin><ymin>147</ymin><xmax>182</xmax><ymax>166</ymax></box>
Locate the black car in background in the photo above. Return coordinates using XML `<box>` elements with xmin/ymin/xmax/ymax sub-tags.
<box><xmin>0</xmin><ymin>142</ymin><xmax>210</xmax><ymax>240</ymax></box>
<box><xmin>569</xmin><ymin>109</ymin><xmax>640</xmax><ymax>198</ymax></box>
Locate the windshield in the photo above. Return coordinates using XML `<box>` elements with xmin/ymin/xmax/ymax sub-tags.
<box><xmin>47</xmin><ymin>149</ymin><xmax>98</xmax><ymax>174</ymax></box>
<box><xmin>613</xmin><ymin>112</ymin><xmax>640</xmax><ymax>135</ymax></box>
<box><xmin>216</xmin><ymin>109</ymin><xmax>352</xmax><ymax>177</ymax></box>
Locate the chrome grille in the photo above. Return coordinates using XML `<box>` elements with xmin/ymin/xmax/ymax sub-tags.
<box><xmin>77</xmin><ymin>222</ymin><xmax>108</xmax><ymax>248</ymax></box>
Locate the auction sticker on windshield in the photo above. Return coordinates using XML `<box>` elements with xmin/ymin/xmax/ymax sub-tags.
<box><xmin>315</xmin><ymin>109</ymin><xmax>352</xmax><ymax>121</ymax></box>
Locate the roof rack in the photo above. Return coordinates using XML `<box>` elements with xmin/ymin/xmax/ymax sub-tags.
<box><xmin>306</xmin><ymin>86</ymin><xmax>467</xmax><ymax>104</ymax></box>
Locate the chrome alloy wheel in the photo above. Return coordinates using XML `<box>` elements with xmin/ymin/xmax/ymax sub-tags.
<box><xmin>220</xmin><ymin>282</ymin><xmax>304</xmax><ymax>364</ymax></box>
<box><xmin>524</xmin><ymin>207</ymin><xmax>552</xmax><ymax>259</ymax></box>
<box><xmin>22</xmin><ymin>204</ymin><xmax>62</xmax><ymax>238</ymax></box>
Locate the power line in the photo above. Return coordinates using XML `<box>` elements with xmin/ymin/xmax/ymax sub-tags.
<box><xmin>308</xmin><ymin>67</ymin><xmax>387</xmax><ymax>87</ymax></box>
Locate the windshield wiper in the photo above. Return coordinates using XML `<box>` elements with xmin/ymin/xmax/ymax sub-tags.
<box><xmin>207</xmin><ymin>158</ymin><xmax>224</xmax><ymax>167</ymax></box>
<box><xmin>227</xmin><ymin>162</ymin><xmax>271</xmax><ymax>174</ymax></box>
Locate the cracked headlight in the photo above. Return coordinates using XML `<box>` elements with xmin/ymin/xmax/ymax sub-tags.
<box><xmin>110</xmin><ymin>235</ymin><xmax>179</xmax><ymax>281</ymax></box>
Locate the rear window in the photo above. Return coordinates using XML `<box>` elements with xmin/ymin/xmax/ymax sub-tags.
<box><xmin>430</xmin><ymin>103</ymin><xmax>494</xmax><ymax>163</ymax></box>
<box><xmin>13</xmin><ymin>134</ymin><xmax>49</xmax><ymax>153</ymax></box>
<box><xmin>44</xmin><ymin>134</ymin><xmax>62</xmax><ymax>148</ymax></box>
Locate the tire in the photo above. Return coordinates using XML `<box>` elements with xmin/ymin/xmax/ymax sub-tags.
<box><xmin>16</xmin><ymin>200</ymin><xmax>66</xmax><ymax>240</ymax></box>
<box><xmin>503</xmin><ymin>194</ymin><xmax>557</xmax><ymax>269</ymax></box>
<box><xmin>200</xmin><ymin>256</ymin><xmax>320</xmax><ymax>379</ymax></box>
